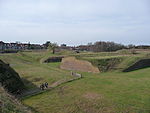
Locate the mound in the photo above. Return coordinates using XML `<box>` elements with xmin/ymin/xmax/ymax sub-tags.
<box><xmin>60</xmin><ymin>57</ymin><xmax>100</xmax><ymax>73</ymax></box>
<box><xmin>123</xmin><ymin>59</ymin><xmax>150</xmax><ymax>72</ymax></box>
<box><xmin>0</xmin><ymin>60</ymin><xmax>24</xmax><ymax>93</ymax></box>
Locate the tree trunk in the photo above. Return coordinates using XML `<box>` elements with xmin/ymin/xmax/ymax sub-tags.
<box><xmin>52</xmin><ymin>49</ymin><xmax>55</xmax><ymax>54</ymax></box>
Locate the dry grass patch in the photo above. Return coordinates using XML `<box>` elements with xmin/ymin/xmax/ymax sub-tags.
<box><xmin>60</xmin><ymin>57</ymin><xmax>100</xmax><ymax>73</ymax></box>
<box><xmin>83</xmin><ymin>92</ymin><xmax>102</xmax><ymax>100</ymax></box>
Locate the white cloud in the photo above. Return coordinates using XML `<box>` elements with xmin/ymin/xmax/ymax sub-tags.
<box><xmin>0</xmin><ymin>0</ymin><xmax>149</xmax><ymax>45</ymax></box>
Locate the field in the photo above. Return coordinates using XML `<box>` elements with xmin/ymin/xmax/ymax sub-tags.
<box><xmin>1</xmin><ymin>50</ymin><xmax>150</xmax><ymax>113</ymax></box>
<box><xmin>0</xmin><ymin>51</ymin><xmax>73</xmax><ymax>90</ymax></box>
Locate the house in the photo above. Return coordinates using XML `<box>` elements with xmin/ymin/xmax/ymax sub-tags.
<box><xmin>10</xmin><ymin>43</ymin><xmax>18</xmax><ymax>50</ymax></box>
<box><xmin>0</xmin><ymin>41</ymin><xmax>4</xmax><ymax>50</ymax></box>
<box><xmin>0</xmin><ymin>41</ymin><xmax>45</xmax><ymax>52</ymax></box>
<box><xmin>59</xmin><ymin>44</ymin><xmax>74</xmax><ymax>51</ymax></box>
<box><xmin>75</xmin><ymin>45</ymin><xmax>90</xmax><ymax>51</ymax></box>
<box><xmin>4</xmin><ymin>43</ymin><xmax>10</xmax><ymax>50</ymax></box>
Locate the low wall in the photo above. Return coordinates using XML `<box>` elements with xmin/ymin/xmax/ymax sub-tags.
<box><xmin>0</xmin><ymin>50</ymin><xmax>18</xmax><ymax>53</ymax></box>
<box><xmin>44</xmin><ymin>56</ymin><xmax>64</xmax><ymax>63</ymax></box>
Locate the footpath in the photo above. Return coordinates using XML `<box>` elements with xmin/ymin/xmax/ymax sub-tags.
<box><xmin>20</xmin><ymin>72</ymin><xmax>82</xmax><ymax>98</ymax></box>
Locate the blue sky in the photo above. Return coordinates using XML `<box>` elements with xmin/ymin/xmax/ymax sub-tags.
<box><xmin>0</xmin><ymin>0</ymin><xmax>150</xmax><ymax>45</ymax></box>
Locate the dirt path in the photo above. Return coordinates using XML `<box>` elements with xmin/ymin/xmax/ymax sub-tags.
<box><xmin>19</xmin><ymin>73</ymin><xmax>82</xmax><ymax>98</ymax></box>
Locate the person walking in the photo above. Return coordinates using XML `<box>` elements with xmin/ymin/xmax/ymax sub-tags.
<box><xmin>45</xmin><ymin>82</ymin><xmax>48</xmax><ymax>88</ymax></box>
<box><xmin>40</xmin><ymin>83</ymin><xmax>45</xmax><ymax>90</ymax></box>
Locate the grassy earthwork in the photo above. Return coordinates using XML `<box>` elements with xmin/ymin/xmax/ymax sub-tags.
<box><xmin>0</xmin><ymin>50</ymin><xmax>150</xmax><ymax>113</ymax></box>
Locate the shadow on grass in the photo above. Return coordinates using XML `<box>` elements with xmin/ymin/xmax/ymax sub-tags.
<box><xmin>123</xmin><ymin>59</ymin><xmax>150</xmax><ymax>72</ymax></box>
<box><xmin>21</xmin><ymin>77</ymin><xmax>38</xmax><ymax>90</ymax></box>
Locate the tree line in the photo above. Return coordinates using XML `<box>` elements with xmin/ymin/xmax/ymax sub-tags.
<box><xmin>44</xmin><ymin>41</ymin><xmax>150</xmax><ymax>54</ymax></box>
<box><xmin>88</xmin><ymin>41</ymin><xmax>126</xmax><ymax>52</ymax></box>
<box><xmin>77</xmin><ymin>41</ymin><xmax>150</xmax><ymax>52</ymax></box>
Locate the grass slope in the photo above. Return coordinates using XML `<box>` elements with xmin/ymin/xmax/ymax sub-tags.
<box><xmin>0</xmin><ymin>51</ymin><xmax>73</xmax><ymax>90</ymax></box>
<box><xmin>0</xmin><ymin>87</ymin><xmax>32</xmax><ymax>113</ymax></box>
<box><xmin>0</xmin><ymin>50</ymin><xmax>150</xmax><ymax>113</ymax></box>
<box><xmin>23</xmin><ymin>68</ymin><xmax>150</xmax><ymax>113</ymax></box>
<box><xmin>75</xmin><ymin>51</ymin><xmax>150</xmax><ymax>72</ymax></box>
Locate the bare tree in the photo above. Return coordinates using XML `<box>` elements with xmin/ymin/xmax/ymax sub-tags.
<box><xmin>48</xmin><ymin>43</ymin><xmax>58</xmax><ymax>54</ymax></box>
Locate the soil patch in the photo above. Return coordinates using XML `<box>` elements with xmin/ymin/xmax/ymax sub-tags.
<box><xmin>83</xmin><ymin>92</ymin><xmax>101</xmax><ymax>100</ymax></box>
<box><xmin>60</xmin><ymin>57</ymin><xmax>99</xmax><ymax>73</ymax></box>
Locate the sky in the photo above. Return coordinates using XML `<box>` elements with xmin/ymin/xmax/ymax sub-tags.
<box><xmin>0</xmin><ymin>0</ymin><xmax>150</xmax><ymax>45</ymax></box>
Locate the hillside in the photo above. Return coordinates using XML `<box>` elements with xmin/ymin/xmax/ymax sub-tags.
<box><xmin>0</xmin><ymin>87</ymin><xmax>32</xmax><ymax>113</ymax></box>
<box><xmin>0</xmin><ymin>59</ymin><xmax>24</xmax><ymax>93</ymax></box>
<box><xmin>74</xmin><ymin>50</ymin><xmax>150</xmax><ymax>72</ymax></box>
<box><xmin>0</xmin><ymin>50</ymin><xmax>150</xmax><ymax>113</ymax></box>
<box><xmin>0</xmin><ymin>58</ymin><xmax>32</xmax><ymax>113</ymax></box>
<box><xmin>60</xmin><ymin>57</ymin><xmax>99</xmax><ymax>73</ymax></box>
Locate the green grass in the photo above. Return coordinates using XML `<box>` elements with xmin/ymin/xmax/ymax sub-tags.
<box><xmin>0</xmin><ymin>87</ymin><xmax>32</xmax><ymax>113</ymax></box>
<box><xmin>74</xmin><ymin>51</ymin><xmax>149</xmax><ymax>72</ymax></box>
<box><xmin>0</xmin><ymin>51</ymin><xmax>73</xmax><ymax>89</ymax></box>
<box><xmin>1</xmin><ymin>50</ymin><xmax>150</xmax><ymax>113</ymax></box>
<box><xmin>23</xmin><ymin>68</ymin><xmax>150</xmax><ymax>113</ymax></box>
